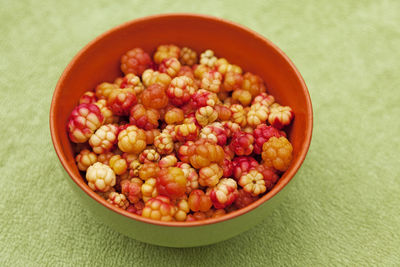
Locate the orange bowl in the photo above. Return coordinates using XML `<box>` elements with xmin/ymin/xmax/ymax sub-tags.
<box><xmin>50</xmin><ymin>13</ymin><xmax>312</xmax><ymax>247</ymax></box>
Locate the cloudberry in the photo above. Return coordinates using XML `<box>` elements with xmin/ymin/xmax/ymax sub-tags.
<box><xmin>166</xmin><ymin>76</ymin><xmax>196</xmax><ymax>106</ymax></box>
<box><xmin>89</xmin><ymin>124</ymin><xmax>118</xmax><ymax>154</ymax></box>
<box><xmin>67</xmin><ymin>103</ymin><xmax>104</xmax><ymax>143</ymax></box>
<box><xmin>121</xmin><ymin>178</ymin><xmax>143</xmax><ymax>204</ymax></box>
<box><xmin>153</xmin><ymin>44</ymin><xmax>180</xmax><ymax>64</ymax></box>
<box><xmin>232</xmin><ymin>156</ymin><xmax>259</xmax><ymax>180</ymax></box>
<box><xmin>142</xmin><ymin>195</ymin><xmax>176</xmax><ymax>221</ymax></box>
<box><xmin>107</xmin><ymin>88</ymin><xmax>137</xmax><ymax>116</ymax></box>
<box><xmin>139</xmin><ymin>162</ymin><xmax>160</xmax><ymax>181</ymax></box>
<box><xmin>109</xmin><ymin>154</ymin><xmax>128</xmax><ymax>175</ymax></box>
<box><xmin>79</xmin><ymin>91</ymin><xmax>96</xmax><ymax>104</ymax></box>
<box><xmin>199</xmin><ymin>163</ymin><xmax>223</xmax><ymax>187</ymax></box>
<box><xmin>95</xmin><ymin>82</ymin><xmax>116</xmax><ymax>100</ymax></box>
<box><xmin>141</xmin><ymin>83</ymin><xmax>169</xmax><ymax>109</ymax></box>
<box><xmin>164</xmin><ymin>108</ymin><xmax>184</xmax><ymax>125</ymax></box>
<box><xmin>179</xmin><ymin>47</ymin><xmax>198</xmax><ymax>66</ymax></box>
<box><xmin>107</xmin><ymin>192</ymin><xmax>129</xmax><ymax>210</ymax></box>
<box><xmin>253</xmin><ymin>124</ymin><xmax>285</xmax><ymax>154</ymax></box>
<box><xmin>209</xmin><ymin>178</ymin><xmax>238</xmax><ymax>209</ymax></box>
<box><xmin>234</xmin><ymin>189</ymin><xmax>259</xmax><ymax>209</ymax></box>
<box><xmin>120</xmin><ymin>48</ymin><xmax>152</xmax><ymax>76</ymax></box>
<box><xmin>159</xmin><ymin>57</ymin><xmax>181</xmax><ymax>78</ymax></box>
<box><xmin>188</xmin><ymin>189</ymin><xmax>212</xmax><ymax>212</ymax></box>
<box><xmin>268</xmin><ymin>104</ymin><xmax>294</xmax><ymax>129</ymax></box>
<box><xmin>75</xmin><ymin>149</ymin><xmax>97</xmax><ymax>171</ymax></box>
<box><xmin>117</xmin><ymin>125</ymin><xmax>147</xmax><ymax>154</ymax></box>
<box><xmin>242</xmin><ymin>72</ymin><xmax>266</xmax><ymax>97</ymax></box>
<box><xmin>230</xmin><ymin>131</ymin><xmax>254</xmax><ymax>156</ymax></box>
<box><xmin>262</xmin><ymin>136</ymin><xmax>293</xmax><ymax>172</ymax></box>
<box><xmin>157</xmin><ymin>167</ymin><xmax>187</xmax><ymax>199</ymax></box>
<box><xmin>129</xmin><ymin>104</ymin><xmax>160</xmax><ymax>130</ymax></box>
<box><xmin>238</xmin><ymin>170</ymin><xmax>266</xmax><ymax>196</ymax></box>
<box><xmin>141</xmin><ymin>69</ymin><xmax>171</xmax><ymax>88</ymax></box>
<box><xmin>86</xmin><ymin>162</ymin><xmax>116</xmax><ymax>192</ymax></box>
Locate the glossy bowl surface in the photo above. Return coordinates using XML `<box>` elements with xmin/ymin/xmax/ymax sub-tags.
<box><xmin>50</xmin><ymin>13</ymin><xmax>313</xmax><ymax>247</ymax></box>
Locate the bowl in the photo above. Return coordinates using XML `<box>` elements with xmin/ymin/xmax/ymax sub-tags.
<box><xmin>50</xmin><ymin>13</ymin><xmax>313</xmax><ymax>247</ymax></box>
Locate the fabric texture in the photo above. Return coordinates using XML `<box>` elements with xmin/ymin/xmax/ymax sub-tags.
<box><xmin>1</xmin><ymin>0</ymin><xmax>399</xmax><ymax>265</ymax></box>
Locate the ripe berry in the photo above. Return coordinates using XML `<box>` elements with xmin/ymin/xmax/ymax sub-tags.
<box><xmin>253</xmin><ymin>124</ymin><xmax>285</xmax><ymax>154</ymax></box>
<box><xmin>201</xmin><ymin>71</ymin><xmax>222</xmax><ymax>93</ymax></box>
<box><xmin>157</xmin><ymin>167</ymin><xmax>187</xmax><ymax>199</ymax></box>
<box><xmin>107</xmin><ymin>88</ymin><xmax>137</xmax><ymax>116</ymax></box>
<box><xmin>268</xmin><ymin>104</ymin><xmax>294</xmax><ymax>129</ymax></box>
<box><xmin>159</xmin><ymin>57</ymin><xmax>181</xmax><ymax>78</ymax></box>
<box><xmin>230</xmin><ymin>131</ymin><xmax>254</xmax><ymax>156</ymax></box>
<box><xmin>238</xmin><ymin>170</ymin><xmax>266</xmax><ymax>196</ymax></box>
<box><xmin>154</xmin><ymin>132</ymin><xmax>174</xmax><ymax>155</ymax></box>
<box><xmin>141</xmin><ymin>177</ymin><xmax>158</xmax><ymax>202</ymax></box>
<box><xmin>234</xmin><ymin>189</ymin><xmax>258</xmax><ymax>209</ymax></box>
<box><xmin>120</xmin><ymin>73</ymin><xmax>145</xmax><ymax>96</ymax></box>
<box><xmin>129</xmin><ymin>104</ymin><xmax>160</xmax><ymax>130</ymax></box>
<box><xmin>121</xmin><ymin>178</ymin><xmax>143</xmax><ymax>204</ymax></box>
<box><xmin>142</xmin><ymin>195</ymin><xmax>176</xmax><ymax>221</ymax></box>
<box><xmin>262</xmin><ymin>136</ymin><xmax>293</xmax><ymax>172</ymax></box>
<box><xmin>141</xmin><ymin>69</ymin><xmax>171</xmax><ymax>88</ymax></box>
<box><xmin>166</xmin><ymin>76</ymin><xmax>196</xmax><ymax>106</ymax></box>
<box><xmin>188</xmin><ymin>189</ymin><xmax>212</xmax><ymax>212</ymax></box>
<box><xmin>95</xmin><ymin>82</ymin><xmax>117</xmax><ymax>100</ymax></box>
<box><xmin>242</xmin><ymin>72</ymin><xmax>266</xmax><ymax>97</ymax></box>
<box><xmin>232</xmin><ymin>156</ymin><xmax>259</xmax><ymax>180</ymax></box>
<box><xmin>67</xmin><ymin>103</ymin><xmax>104</xmax><ymax>143</ymax></box>
<box><xmin>141</xmin><ymin>83</ymin><xmax>169</xmax><ymax>109</ymax></box>
<box><xmin>153</xmin><ymin>44</ymin><xmax>180</xmax><ymax>64</ymax></box>
<box><xmin>120</xmin><ymin>48</ymin><xmax>152</xmax><ymax>76</ymax></box>
<box><xmin>117</xmin><ymin>125</ymin><xmax>147</xmax><ymax>154</ymax></box>
<box><xmin>75</xmin><ymin>149</ymin><xmax>97</xmax><ymax>171</ymax></box>
<box><xmin>79</xmin><ymin>91</ymin><xmax>97</xmax><ymax>104</ymax></box>
<box><xmin>199</xmin><ymin>163</ymin><xmax>223</xmax><ymax>187</ymax></box>
<box><xmin>179</xmin><ymin>47</ymin><xmax>198</xmax><ymax>66</ymax></box>
<box><xmin>109</xmin><ymin>154</ymin><xmax>128</xmax><ymax>175</ymax></box>
<box><xmin>209</xmin><ymin>178</ymin><xmax>238</xmax><ymax>209</ymax></box>
<box><xmin>107</xmin><ymin>192</ymin><xmax>129</xmax><ymax>209</ymax></box>
<box><xmin>86</xmin><ymin>162</ymin><xmax>116</xmax><ymax>192</ymax></box>
<box><xmin>89</xmin><ymin>124</ymin><xmax>118</xmax><ymax>154</ymax></box>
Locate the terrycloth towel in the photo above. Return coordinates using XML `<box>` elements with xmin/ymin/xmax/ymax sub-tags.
<box><xmin>1</xmin><ymin>0</ymin><xmax>399</xmax><ymax>265</ymax></box>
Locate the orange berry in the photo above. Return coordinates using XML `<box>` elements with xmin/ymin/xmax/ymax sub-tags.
<box><xmin>153</xmin><ymin>44</ymin><xmax>180</xmax><ymax>64</ymax></box>
<box><xmin>142</xmin><ymin>195</ymin><xmax>176</xmax><ymax>221</ymax></box>
<box><xmin>165</xmin><ymin>108</ymin><xmax>184</xmax><ymax>125</ymax></box>
<box><xmin>75</xmin><ymin>149</ymin><xmax>97</xmax><ymax>171</ymax></box>
<box><xmin>188</xmin><ymin>189</ymin><xmax>212</xmax><ymax>212</ymax></box>
<box><xmin>261</xmin><ymin>136</ymin><xmax>293</xmax><ymax>172</ymax></box>
<box><xmin>109</xmin><ymin>154</ymin><xmax>128</xmax><ymax>175</ymax></box>
<box><xmin>179</xmin><ymin>47</ymin><xmax>198</xmax><ymax>66</ymax></box>
<box><xmin>141</xmin><ymin>83</ymin><xmax>169</xmax><ymax>109</ymax></box>
<box><xmin>117</xmin><ymin>125</ymin><xmax>147</xmax><ymax>154</ymax></box>
<box><xmin>142</xmin><ymin>69</ymin><xmax>172</xmax><ymax>89</ymax></box>
<box><xmin>199</xmin><ymin>163</ymin><xmax>223</xmax><ymax>187</ymax></box>
<box><xmin>95</xmin><ymin>82</ymin><xmax>116</xmax><ymax>100</ymax></box>
<box><xmin>157</xmin><ymin>167</ymin><xmax>187</xmax><ymax>199</ymax></box>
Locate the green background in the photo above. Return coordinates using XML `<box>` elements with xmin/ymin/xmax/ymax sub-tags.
<box><xmin>1</xmin><ymin>0</ymin><xmax>399</xmax><ymax>265</ymax></box>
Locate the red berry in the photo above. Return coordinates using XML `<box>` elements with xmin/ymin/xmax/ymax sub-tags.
<box><xmin>221</xmin><ymin>158</ymin><xmax>233</xmax><ymax>178</ymax></box>
<box><xmin>188</xmin><ymin>189</ymin><xmax>212</xmax><ymax>212</ymax></box>
<box><xmin>232</xmin><ymin>156</ymin><xmax>259</xmax><ymax>180</ymax></box>
<box><xmin>234</xmin><ymin>189</ymin><xmax>259</xmax><ymax>209</ymax></box>
<box><xmin>141</xmin><ymin>83</ymin><xmax>169</xmax><ymax>110</ymax></box>
<box><xmin>67</xmin><ymin>103</ymin><xmax>104</xmax><ymax>143</ymax></box>
<box><xmin>257</xmin><ymin>164</ymin><xmax>280</xmax><ymax>191</ymax></box>
<box><xmin>156</xmin><ymin>167</ymin><xmax>187</xmax><ymax>199</ymax></box>
<box><xmin>253</xmin><ymin>124</ymin><xmax>285</xmax><ymax>154</ymax></box>
<box><xmin>129</xmin><ymin>104</ymin><xmax>160</xmax><ymax>130</ymax></box>
<box><xmin>209</xmin><ymin>178</ymin><xmax>238</xmax><ymax>209</ymax></box>
<box><xmin>121</xmin><ymin>48</ymin><xmax>152</xmax><ymax>76</ymax></box>
<box><xmin>230</xmin><ymin>131</ymin><xmax>254</xmax><ymax>156</ymax></box>
<box><xmin>107</xmin><ymin>88</ymin><xmax>137</xmax><ymax>116</ymax></box>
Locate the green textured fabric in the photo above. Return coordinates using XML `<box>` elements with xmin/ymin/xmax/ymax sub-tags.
<box><xmin>1</xmin><ymin>0</ymin><xmax>399</xmax><ymax>265</ymax></box>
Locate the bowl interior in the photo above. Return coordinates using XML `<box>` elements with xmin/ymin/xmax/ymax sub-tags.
<box><xmin>50</xmin><ymin>14</ymin><xmax>312</xmax><ymax>226</ymax></box>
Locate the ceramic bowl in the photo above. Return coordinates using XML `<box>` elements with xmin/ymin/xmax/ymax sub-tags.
<box><xmin>50</xmin><ymin>13</ymin><xmax>313</xmax><ymax>247</ymax></box>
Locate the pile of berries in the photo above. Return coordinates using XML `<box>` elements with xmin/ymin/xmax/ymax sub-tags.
<box><xmin>67</xmin><ymin>44</ymin><xmax>294</xmax><ymax>222</ymax></box>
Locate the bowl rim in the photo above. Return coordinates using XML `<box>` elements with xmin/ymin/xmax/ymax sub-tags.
<box><xmin>50</xmin><ymin>13</ymin><xmax>313</xmax><ymax>227</ymax></box>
